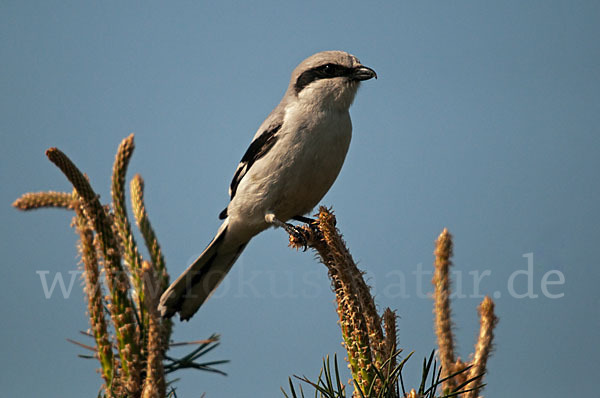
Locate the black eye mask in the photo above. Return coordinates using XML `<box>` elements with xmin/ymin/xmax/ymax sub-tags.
<box><xmin>294</xmin><ymin>63</ymin><xmax>353</xmax><ymax>94</ymax></box>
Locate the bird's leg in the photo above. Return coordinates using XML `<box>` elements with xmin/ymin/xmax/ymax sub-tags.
<box><xmin>295</xmin><ymin>213</ymin><xmax>336</xmax><ymax>227</ymax></box>
<box><xmin>292</xmin><ymin>215</ymin><xmax>316</xmax><ymax>224</ymax></box>
<box><xmin>292</xmin><ymin>215</ymin><xmax>323</xmax><ymax>236</ymax></box>
<box><xmin>265</xmin><ymin>213</ymin><xmax>308</xmax><ymax>250</ymax></box>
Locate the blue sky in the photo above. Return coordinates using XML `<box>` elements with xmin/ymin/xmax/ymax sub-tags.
<box><xmin>2</xmin><ymin>1</ymin><xmax>599</xmax><ymax>396</ymax></box>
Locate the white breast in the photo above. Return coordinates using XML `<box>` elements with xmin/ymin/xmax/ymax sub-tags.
<box><xmin>227</xmin><ymin>101</ymin><xmax>352</xmax><ymax>231</ymax></box>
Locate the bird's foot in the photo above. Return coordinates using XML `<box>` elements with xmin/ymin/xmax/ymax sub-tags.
<box><xmin>283</xmin><ymin>223</ymin><xmax>309</xmax><ymax>251</ymax></box>
<box><xmin>265</xmin><ymin>213</ymin><xmax>311</xmax><ymax>250</ymax></box>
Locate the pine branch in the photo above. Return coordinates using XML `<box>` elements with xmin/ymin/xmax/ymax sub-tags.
<box><xmin>13</xmin><ymin>191</ymin><xmax>76</xmax><ymax>210</ymax></box>
<box><xmin>45</xmin><ymin>147</ymin><xmax>141</xmax><ymax>391</ymax></box>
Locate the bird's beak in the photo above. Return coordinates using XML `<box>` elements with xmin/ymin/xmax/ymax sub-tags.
<box><xmin>352</xmin><ymin>65</ymin><xmax>377</xmax><ymax>81</ymax></box>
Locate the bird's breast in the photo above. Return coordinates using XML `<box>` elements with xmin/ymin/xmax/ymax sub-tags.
<box><xmin>271</xmin><ymin>105</ymin><xmax>352</xmax><ymax>216</ymax></box>
<box><xmin>228</xmin><ymin>103</ymin><xmax>352</xmax><ymax>229</ymax></box>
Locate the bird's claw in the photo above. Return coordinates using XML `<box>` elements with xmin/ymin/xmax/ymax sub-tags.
<box><xmin>284</xmin><ymin>223</ymin><xmax>309</xmax><ymax>251</ymax></box>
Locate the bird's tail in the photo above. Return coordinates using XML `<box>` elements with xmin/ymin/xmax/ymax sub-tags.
<box><xmin>158</xmin><ymin>219</ymin><xmax>248</xmax><ymax>320</ymax></box>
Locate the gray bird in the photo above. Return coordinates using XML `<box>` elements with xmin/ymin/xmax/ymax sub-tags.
<box><xmin>159</xmin><ymin>50</ymin><xmax>376</xmax><ymax>320</ymax></box>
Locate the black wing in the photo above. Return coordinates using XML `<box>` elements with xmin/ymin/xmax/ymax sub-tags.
<box><xmin>219</xmin><ymin>123</ymin><xmax>281</xmax><ymax>219</ymax></box>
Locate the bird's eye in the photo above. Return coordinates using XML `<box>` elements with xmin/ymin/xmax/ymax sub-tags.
<box><xmin>321</xmin><ymin>64</ymin><xmax>336</xmax><ymax>75</ymax></box>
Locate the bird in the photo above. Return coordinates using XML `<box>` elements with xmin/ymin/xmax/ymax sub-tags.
<box><xmin>158</xmin><ymin>50</ymin><xmax>376</xmax><ymax>320</ymax></box>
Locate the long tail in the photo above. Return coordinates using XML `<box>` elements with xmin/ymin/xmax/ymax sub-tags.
<box><xmin>158</xmin><ymin>219</ymin><xmax>248</xmax><ymax>320</ymax></box>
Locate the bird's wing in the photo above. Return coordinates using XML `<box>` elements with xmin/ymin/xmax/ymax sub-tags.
<box><xmin>218</xmin><ymin>121</ymin><xmax>282</xmax><ymax>219</ymax></box>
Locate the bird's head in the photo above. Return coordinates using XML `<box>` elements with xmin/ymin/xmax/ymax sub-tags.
<box><xmin>287</xmin><ymin>50</ymin><xmax>377</xmax><ymax>111</ymax></box>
